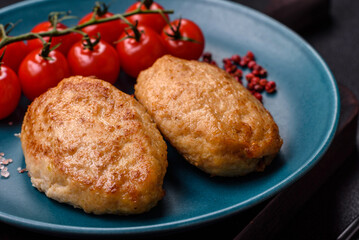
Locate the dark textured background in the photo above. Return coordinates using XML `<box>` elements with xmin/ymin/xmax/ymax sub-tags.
<box><xmin>1</xmin><ymin>0</ymin><xmax>359</xmax><ymax>239</ymax></box>
<box><xmin>234</xmin><ymin>1</ymin><xmax>359</xmax><ymax>239</ymax></box>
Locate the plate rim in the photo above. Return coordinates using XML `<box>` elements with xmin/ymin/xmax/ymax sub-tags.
<box><xmin>0</xmin><ymin>0</ymin><xmax>340</xmax><ymax>236</ymax></box>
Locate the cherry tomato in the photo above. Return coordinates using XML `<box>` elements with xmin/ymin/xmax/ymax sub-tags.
<box><xmin>125</xmin><ymin>1</ymin><xmax>169</xmax><ymax>33</ymax></box>
<box><xmin>116</xmin><ymin>25</ymin><xmax>167</xmax><ymax>78</ymax></box>
<box><xmin>67</xmin><ymin>38</ymin><xmax>120</xmax><ymax>84</ymax></box>
<box><xmin>161</xmin><ymin>18</ymin><xmax>205</xmax><ymax>60</ymax></box>
<box><xmin>27</xmin><ymin>22</ymin><xmax>81</xmax><ymax>56</ymax></box>
<box><xmin>79</xmin><ymin>12</ymin><xmax>126</xmax><ymax>45</ymax></box>
<box><xmin>19</xmin><ymin>48</ymin><xmax>70</xmax><ymax>101</ymax></box>
<box><xmin>0</xmin><ymin>41</ymin><xmax>29</xmax><ymax>72</ymax></box>
<box><xmin>0</xmin><ymin>65</ymin><xmax>21</xmax><ymax>119</ymax></box>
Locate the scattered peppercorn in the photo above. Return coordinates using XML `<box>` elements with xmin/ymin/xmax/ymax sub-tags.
<box><xmin>259</xmin><ymin>69</ymin><xmax>267</xmax><ymax>77</ymax></box>
<box><xmin>247</xmin><ymin>60</ymin><xmax>256</xmax><ymax>69</ymax></box>
<box><xmin>201</xmin><ymin>50</ymin><xmax>277</xmax><ymax>103</ymax></box>
<box><xmin>246</xmin><ymin>73</ymin><xmax>254</xmax><ymax>82</ymax></box>
<box><xmin>231</xmin><ymin>54</ymin><xmax>241</xmax><ymax>64</ymax></box>
<box><xmin>251</xmin><ymin>76</ymin><xmax>260</xmax><ymax>85</ymax></box>
<box><xmin>202</xmin><ymin>52</ymin><xmax>212</xmax><ymax>62</ymax></box>
<box><xmin>254</xmin><ymin>84</ymin><xmax>264</xmax><ymax>92</ymax></box>
<box><xmin>239</xmin><ymin>56</ymin><xmax>249</xmax><ymax>67</ymax></box>
<box><xmin>246</xmin><ymin>51</ymin><xmax>255</xmax><ymax>61</ymax></box>
<box><xmin>209</xmin><ymin>60</ymin><xmax>217</xmax><ymax>66</ymax></box>
<box><xmin>259</xmin><ymin>78</ymin><xmax>268</xmax><ymax>87</ymax></box>
<box><xmin>233</xmin><ymin>69</ymin><xmax>243</xmax><ymax>77</ymax></box>
<box><xmin>265</xmin><ymin>81</ymin><xmax>276</xmax><ymax>93</ymax></box>
<box><xmin>202</xmin><ymin>52</ymin><xmax>218</xmax><ymax>66</ymax></box>
<box><xmin>247</xmin><ymin>82</ymin><xmax>255</xmax><ymax>90</ymax></box>
<box><xmin>253</xmin><ymin>92</ymin><xmax>262</xmax><ymax>102</ymax></box>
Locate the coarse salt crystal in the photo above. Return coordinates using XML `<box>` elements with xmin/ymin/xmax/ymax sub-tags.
<box><xmin>0</xmin><ymin>152</ymin><xmax>16</xmax><ymax>179</ymax></box>
<box><xmin>1</xmin><ymin>170</ymin><xmax>10</xmax><ymax>178</ymax></box>
<box><xmin>1</xmin><ymin>159</ymin><xmax>12</xmax><ymax>165</ymax></box>
<box><xmin>14</xmin><ymin>133</ymin><xmax>21</xmax><ymax>138</ymax></box>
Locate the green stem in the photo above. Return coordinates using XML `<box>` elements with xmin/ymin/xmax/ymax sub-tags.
<box><xmin>163</xmin><ymin>17</ymin><xmax>201</xmax><ymax>44</ymax></box>
<box><xmin>0</xmin><ymin>7</ymin><xmax>174</xmax><ymax>49</ymax></box>
<box><xmin>0</xmin><ymin>24</ymin><xmax>7</xmax><ymax>39</ymax></box>
<box><xmin>92</xmin><ymin>2</ymin><xmax>108</xmax><ymax>18</ymax></box>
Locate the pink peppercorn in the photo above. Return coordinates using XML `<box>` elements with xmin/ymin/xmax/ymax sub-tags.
<box><xmin>246</xmin><ymin>51</ymin><xmax>255</xmax><ymax>60</ymax></box>
<box><xmin>247</xmin><ymin>82</ymin><xmax>255</xmax><ymax>90</ymax></box>
<box><xmin>253</xmin><ymin>64</ymin><xmax>262</xmax><ymax>71</ymax></box>
<box><xmin>254</xmin><ymin>84</ymin><xmax>264</xmax><ymax>92</ymax></box>
<box><xmin>259</xmin><ymin>69</ymin><xmax>267</xmax><ymax>77</ymax></box>
<box><xmin>247</xmin><ymin>60</ymin><xmax>256</xmax><ymax>69</ymax></box>
<box><xmin>251</xmin><ymin>76</ymin><xmax>260</xmax><ymax>85</ymax></box>
<box><xmin>259</xmin><ymin>78</ymin><xmax>268</xmax><ymax>86</ymax></box>
<box><xmin>253</xmin><ymin>92</ymin><xmax>262</xmax><ymax>102</ymax></box>
<box><xmin>223</xmin><ymin>58</ymin><xmax>232</xmax><ymax>65</ymax></box>
<box><xmin>233</xmin><ymin>69</ymin><xmax>243</xmax><ymax>77</ymax></box>
<box><xmin>224</xmin><ymin>59</ymin><xmax>233</xmax><ymax>67</ymax></box>
<box><xmin>226</xmin><ymin>65</ymin><xmax>237</xmax><ymax>73</ymax></box>
<box><xmin>202</xmin><ymin>52</ymin><xmax>212</xmax><ymax>62</ymax></box>
<box><xmin>239</xmin><ymin>56</ymin><xmax>249</xmax><ymax>67</ymax></box>
<box><xmin>252</xmin><ymin>70</ymin><xmax>260</xmax><ymax>76</ymax></box>
<box><xmin>246</xmin><ymin>73</ymin><xmax>254</xmax><ymax>81</ymax></box>
<box><xmin>265</xmin><ymin>81</ymin><xmax>276</xmax><ymax>93</ymax></box>
<box><xmin>210</xmin><ymin>60</ymin><xmax>218</xmax><ymax>66</ymax></box>
<box><xmin>231</xmin><ymin>54</ymin><xmax>241</xmax><ymax>64</ymax></box>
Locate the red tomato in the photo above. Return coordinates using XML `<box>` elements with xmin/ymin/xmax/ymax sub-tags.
<box><xmin>125</xmin><ymin>1</ymin><xmax>169</xmax><ymax>33</ymax></box>
<box><xmin>161</xmin><ymin>19</ymin><xmax>205</xmax><ymax>60</ymax></box>
<box><xmin>18</xmin><ymin>48</ymin><xmax>70</xmax><ymax>101</ymax></box>
<box><xmin>116</xmin><ymin>25</ymin><xmax>167</xmax><ymax>78</ymax></box>
<box><xmin>0</xmin><ymin>41</ymin><xmax>29</xmax><ymax>72</ymax></box>
<box><xmin>0</xmin><ymin>65</ymin><xmax>21</xmax><ymax>119</ymax></box>
<box><xmin>67</xmin><ymin>38</ymin><xmax>120</xmax><ymax>84</ymax></box>
<box><xmin>79</xmin><ymin>12</ymin><xmax>126</xmax><ymax>45</ymax></box>
<box><xmin>27</xmin><ymin>22</ymin><xmax>81</xmax><ymax>56</ymax></box>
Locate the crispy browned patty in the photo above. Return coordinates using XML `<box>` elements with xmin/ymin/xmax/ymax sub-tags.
<box><xmin>135</xmin><ymin>55</ymin><xmax>282</xmax><ymax>176</ymax></box>
<box><xmin>21</xmin><ymin>76</ymin><xmax>167</xmax><ymax>214</ymax></box>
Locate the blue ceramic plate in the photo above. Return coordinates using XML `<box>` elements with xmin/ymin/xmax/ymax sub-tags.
<box><xmin>0</xmin><ymin>0</ymin><xmax>339</xmax><ymax>237</ymax></box>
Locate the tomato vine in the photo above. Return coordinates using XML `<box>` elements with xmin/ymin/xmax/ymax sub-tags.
<box><xmin>0</xmin><ymin>1</ymin><xmax>174</xmax><ymax>49</ymax></box>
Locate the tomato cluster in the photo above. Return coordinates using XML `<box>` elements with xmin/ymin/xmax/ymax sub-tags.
<box><xmin>0</xmin><ymin>1</ymin><xmax>205</xmax><ymax>120</ymax></box>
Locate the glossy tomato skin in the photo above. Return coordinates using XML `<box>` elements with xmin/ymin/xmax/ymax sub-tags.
<box><xmin>0</xmin><ymin>41</ymin><xmax>29</xmax><ymax>73</ymax></box>
<box><xmin>161</xmin><ymin>19</ymin><xmax>205</xmax><ymax>60</ymax></box>
<box><xmin>79</xmin><ymin>12</ymin><xmax>126</xmax><ymax>45</ymax></box>
<box><xmin>116</xmin><ymin>25</ymin><xmax>167</xmax><ymax>78</ymax></box>
<box><xmin>19</xmin><ymin>49</ymin><xmax>70</xmax><ymax>101</ymax></box>
<box><xmin>126</xmin><ymin>2</ymin><xmax>169</xmax><ymax>33</ymax></box>
<box><xmin>0</xmin><ymin>65</ymin><xmax>21</xmax><ymax>119</ymax></box>
<box><xmin>27</xmin><ymin>22</ymin><xmax>81</xmax><ymax>56</ymax></box>
<box><xmin>67</xmin><ymin>39</ymin><xmax>120</xmax><ymax>84</ymax></box>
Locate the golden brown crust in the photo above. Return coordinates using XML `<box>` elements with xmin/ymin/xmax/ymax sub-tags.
<box><xmin>21</xmin><ymin>76</ymin><xmax>167</xmax><ymax>214</ymax></box>
<box><xmin>135</xmin><ymin>55</ymin><xmax>282</xmax><ymax>176</ymax></box>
